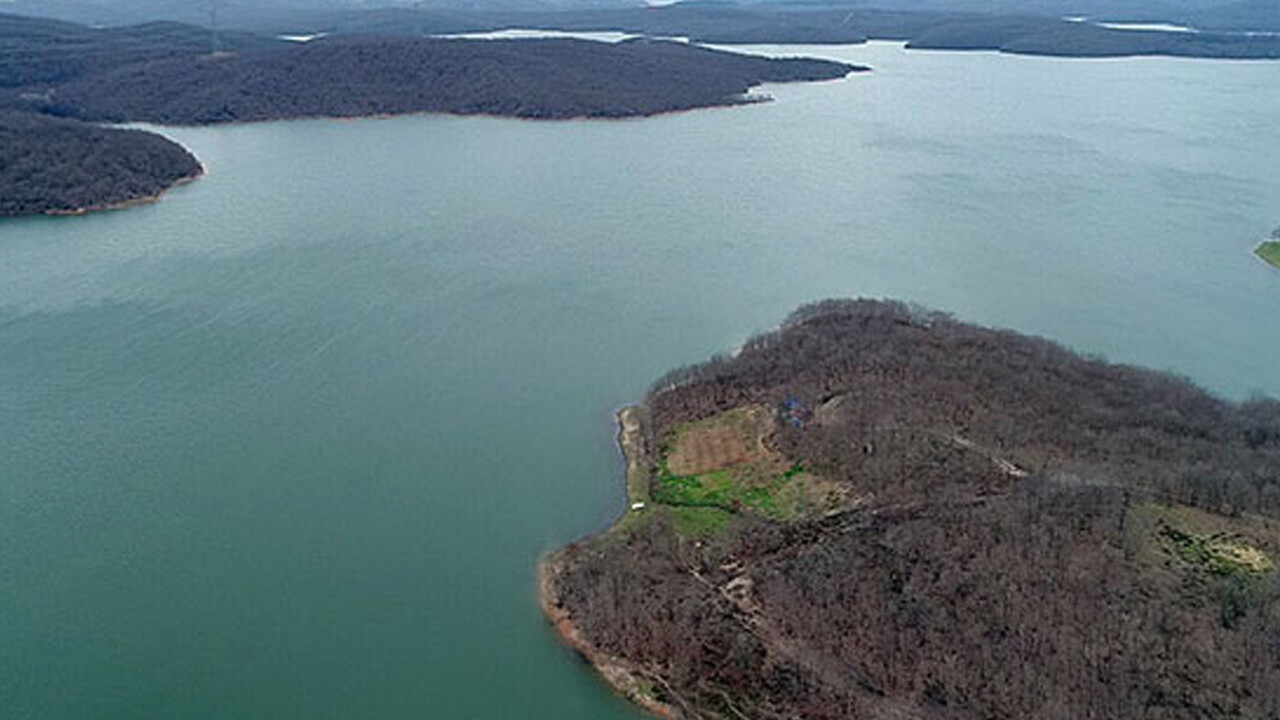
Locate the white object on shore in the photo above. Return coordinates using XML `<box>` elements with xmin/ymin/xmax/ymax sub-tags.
<box><xmin>278</xmin><ymin>33</ymin><xmax>327</xmax><ymax>43</ymax></box>
<box><xmin>631</xmin><ymin>502</ymin><xmax>646</xmax><ymax>511</ymax></box>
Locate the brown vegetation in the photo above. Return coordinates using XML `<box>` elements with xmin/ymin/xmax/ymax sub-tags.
<box><xmin>541</xmin><ymin>299</ymin><xmax>1280</xmax><ymax>720</ymax></box>
<box><xmin>666</xmin><ymin>406</ymin><xmax>771</xmax><ymax>477</ymax></box>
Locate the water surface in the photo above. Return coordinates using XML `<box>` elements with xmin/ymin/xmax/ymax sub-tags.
<box><xmin>2</xmin><ymin>42</ymin><xmax>1279</xmax><ymax>719</ymax></box>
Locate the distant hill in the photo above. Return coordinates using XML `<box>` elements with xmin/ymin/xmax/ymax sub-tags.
<box><xmin>307</xmin><ymin>4</ymin><xmax>874</xmax><ymax>44</ymax></box>
<box><xmin>905</xmin><ymin>14</ymin><xmax>1280</xmax><ymax>57</ymax></box>
<box><xmin>281</xmin><ymin>2</ymin><xmax>1280</xmax><ymax>58</ymax></box>
<box><xmin>0</xmin><ymin>111</ymin><xmax>200</xmax><ymax>217</ymax></box>
<box><xmin>0</xmin><ymin>12</ymin><xmax>855</xmax><ymax>217</ymax></box>
<box><xmin>8</xmin><ymin>0</ymin><xmax>1279</xmax><ymax>37</ymax></box>
<box><xmin>9</xmin><ymin>0</ymin><xmax>1258</xmax><ymax>30</ymax></box>
<box><xmin>0</xmin><ymin>0</ymin><xmax>641</xmax><ymax>28</ymax></box>
<box><xmin>542</xmin><ymin>299</ymin><xmax>1280</xmax><ymax>720</ymax></box>
<box><xmin>9</xmin><ymin>0</ymin><xmax>1279</xmax><ymax>58</ymax></box>
<box><xmin>0</xmin><ymin>11</ymin><xmax>856</xmax><ymax>124</ymax></box>
<box><xmin>1183</xmin><ymin>0</ymin><xmax>1280</xmax><ymax>31</ymax></box>
<box><xmin>0</xmin><ymin>12</ymin><xmax>276</xmax><ymax>87</ymax></box>
<box><xmin>24</xmin><ymin>35</ymin><xmax>857</xmax><ymax>124</ymax></box>
<box><xmin>0</xmin><ymin>1</ymin><xmax>372</xmax><ymax>28</ymax></box>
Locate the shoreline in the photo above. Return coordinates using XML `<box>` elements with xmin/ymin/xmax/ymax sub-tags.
<box><xmin>41</xmin><ymin>166</ymin><xmax>204</xmax><ymax>218</ymax></box>
<box><xmin>5</xmin><ymin>52</ymin><xmax>858</xmax><ymax>221</ymax></box>
<box><xmin>536</xmin><ymin>405</ymin><xmax>679</xmax><ymax>719</ymax></box>
<box><xmin>112</xmin><ymin>72</ymin><xmax>861</xmax><ymax>131</ymax></box>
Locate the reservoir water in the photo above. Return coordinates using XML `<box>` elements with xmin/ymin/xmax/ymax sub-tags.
<box><xmin>2</xmin><ymin>42</ymin><xmax>1279</xmax><ymax>719</ymax></box>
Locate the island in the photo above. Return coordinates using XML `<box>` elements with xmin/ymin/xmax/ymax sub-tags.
<box><xmin>540</xmin><ymin>299</ymin><xmax>1280</xmax><ymax>720</ymax></box>
<box><xmin>0</xmin><ymin>12</ymin><xmax>859</xmax><ymax>217</ymax></box>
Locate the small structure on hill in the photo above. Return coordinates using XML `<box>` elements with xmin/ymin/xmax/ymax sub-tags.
<box><xmin>779</xmin><ymin>395</ymin><xmax>813</xmax><ymax>429</ymax></box>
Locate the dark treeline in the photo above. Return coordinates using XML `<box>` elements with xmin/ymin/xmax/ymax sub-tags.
<box><xmin>7</xmin><ymin>3</ymin><xmax>1280</xmax><ymax>67</ymax></box>
<box><xmin>29</xmin><ymin>36</ymin><xmax>857</xmax><ymax>124</ymax></box>
<box><xmin>1183</xmin><ymin>0</ymin><xmax>1280</xmax><ymax>32</ymax></box>
<box><xmin>0</xmin><ymin>111</ymin><xmax>200</xmax><ymax>217</ymax></box>
<box><xmin>908</xmin><ymin>16</ymin><xmax>1280</xmax><ymax>58</ymax></box>
<box><xmin>545</xmin><ymin>300</ymin><xmax>1280</xmax><ymax>719</ymax></box>
<box><xmin>0</xmin><ymin>12</ymin><xmax>856</xmax><ymax>125</ymax></box>
<box><xmin>8</xmin><ymin>0</ymin><xmax>1280</xmax><ymax>35</ymax></box>
<box><xmin>0</xmin><ymin>11</ymin><xmax>854</xmax><ymax>216</ymax></box>
<box><xmin>295</xmin><ymin>4</ymin><xmax>1280</xmax><ymax>59</ymax></box>
<box><xmin>0</xmin><ymin>13</ymin><xmax>273</xmax><ymax>88</ymax></box>
<box><xmin>313</xmin><ymin>5</ymin><xmax>877</xmax><ymax>45</ymax></box>
<box><xmin>0</xmin><ymin>14</ymin><xmax>218</xmax><ymax>214</ymax></box>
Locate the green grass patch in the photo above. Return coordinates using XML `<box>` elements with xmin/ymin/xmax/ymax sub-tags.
<box><xmin>632</xmin><ymin>678</ymin><xmax>657</xmax><ymax>700</ymax></box>
<box><xmin>1257</xmin><ymin>241</ymin><xmax>1280</xmax><ymax>270</ymax></box>
<box><xmin>653</xmin><ymin>462</ymin><xmax>804</xmax><ymax>521</ymax></box>
<box><xmin>654</xmin><ymin>406</ymin><xmax>815</xmax><ymax>522</ymax></box>
<box><xmin>1160</xmin><ymin>526</ymin><xmax>1274</xmax><ymax>577</ymax></box>
<box><xmin>664</xmin><ymin>505</ymin><xmax>731</xmax><ymax>537</ymax></box>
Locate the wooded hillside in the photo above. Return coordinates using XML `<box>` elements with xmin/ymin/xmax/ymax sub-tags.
<box><xmin>32</xmin><ymin>36</ymin><xmax>857</xmax><ymax>124</ymax></box>
<box><xmin>544</xmin><ymin>299</ymin><xmax>1280</xmax><ymax>720</ymax></box>
<box><xmin>1</xmin><ymin>13</ymin><xmax>857</xmax><ymax>125</ymax></box>
<box><xmin>0</xmin><ymin>111</ymin><xmax>200</xmax><ymax>217</ymax></box>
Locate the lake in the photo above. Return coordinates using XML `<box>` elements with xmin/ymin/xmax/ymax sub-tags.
<box><xmin>2</xmin><ymin>41</ymin><xmax>1278</xmax><ymax>719</ymax></box>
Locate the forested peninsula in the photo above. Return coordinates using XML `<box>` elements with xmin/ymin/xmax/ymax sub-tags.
<box><xmin>0</xmin><ymin>112</ymin><xmax>201</xmax><ymax>217</ymax></box>
<box><xmin>0</xmin><ymin>12</ymin><xmax>857</xmax><ymax>217</ymax></box>
<box><xmin>33</xmin><ymin>37</ymin><xmax>856</xmax><ymax>125</ymax></box>
<box><xmin>541</xmin><ymin>299</ymin><xmax>1280</xmax><ymax>720</ymax></box>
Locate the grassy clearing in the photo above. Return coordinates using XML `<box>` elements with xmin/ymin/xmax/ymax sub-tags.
<box><xmin>633</xmin><ymin>678</ymin><xmax>657</xmax><ymax>701</ymax></box>
<box><xmin>1257</xmin><ymin>241</ymin><xmax>1280</xmax><ymax>270</ymax></box>
<box><xmin>654</xmin><ymin>460</ymin><xmax>809</xmax><ymax>520</ymax></box>
<box><xmin>1160</xmin><ymin>527</ymin><xmax>1274</xmax><ymax>576</ymax></box>
<box><xmin>664</xmin><ymin>506</ymin><xmax>732</xmax><ymax>537</ymax></box>
<box><xmin>653</xmin><ymin>406</ymin><xmax>846</xmax><ymax>525</ymax></box>
<box><xmin>1140</xmin><ymin>502</ymin><xmax>1275</xmax><ymax>577</ymax></box>
<box><xmin>666</xmin><ymin>406</ymin><xmax>769</xmax><ymax>476</ymax></box>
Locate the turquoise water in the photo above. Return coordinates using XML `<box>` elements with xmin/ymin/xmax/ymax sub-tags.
<box><xmin>2</xmin><ymin>42</ymin><xmax>1279</xmax><ymax>719</ymax></box>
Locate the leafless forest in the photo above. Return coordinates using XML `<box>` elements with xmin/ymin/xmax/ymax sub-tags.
<box><xmin>549</xmin><ymin>299</ymin><xmax>1280</xmax><ymax>719</ymax></box>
